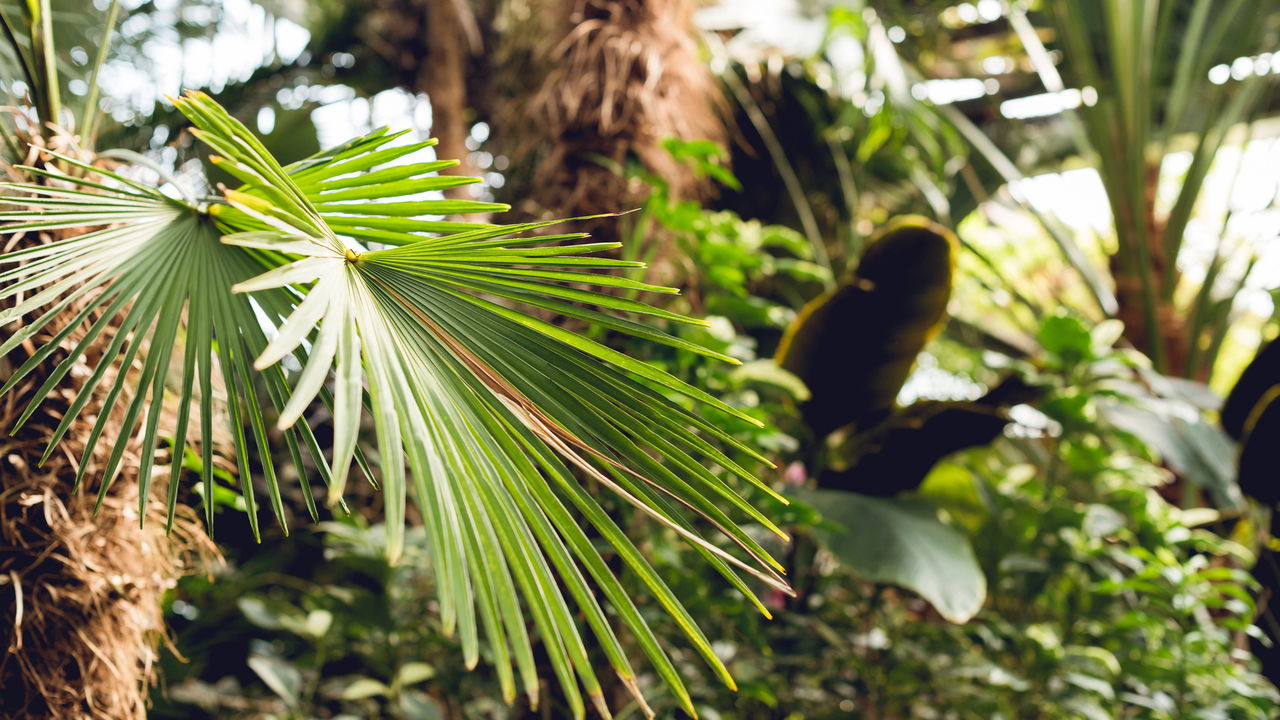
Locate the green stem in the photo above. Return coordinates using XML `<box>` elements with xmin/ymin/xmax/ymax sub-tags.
<box><xmin>937</xmin><ymin>100</ymin><xmax>1117</xmax><ymax>318</ymax></box>
<box><xmin>1176</xmin><ymin>615</ymin><xmax>1188</xmax><ymax>718</ymax></box>
<box><xmin>0</xmin><ymin>7</ymin><xmax>37</xmax><ymax>109</ymax></box>
<box><xmin>825</xmin><ymin>131</ymin><xmax>860</xmax><ymax>268</ymax></box>
<box><xmin>80</xmin><ymin>0</ymin><xmax>120</xmax><ymax>148</ymax></box>
<box><xmin>1185</xmin><ymin>123</ymin><xmax>1254</xmax><ymax>377</ymax></box>
<box><xmin>29</xmin><ymin>0</ymin><xmax>61</xmax><ymax>134</ymax></box>
<box><xmin>1200</xmin><ymin>258</ymin><xmax>1255</xmax><ymax>377</ymax></box>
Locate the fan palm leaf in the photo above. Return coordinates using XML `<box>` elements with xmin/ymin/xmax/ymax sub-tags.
<box><xmin>1</xmin><ymin>90</ymin><xmax>789</xmax><ymax>717</ymax></box>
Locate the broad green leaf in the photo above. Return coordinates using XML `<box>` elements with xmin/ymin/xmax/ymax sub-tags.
<box><xmin>342</xmin><ymin>678</ymin><xmax>391</xmax><ymax>700</ymax></box>
<box><xmin>796</xmin><ymin>488</ymin><xmax>986</xmax><ymax>623</ymax></box>
<box><xmin>1100</xmin><ymin>398</ymin><xmax>1242</xmax><ymax>508</ymax></box>
<box><xmin>248</xmin><ymin>655</ymin><xmax>303</xmax><ymax>709</ymax></box>
<box><xmin>397</xmin><ymin>662</ymin><xmax>436</xmax><ymax>686</ymax></box>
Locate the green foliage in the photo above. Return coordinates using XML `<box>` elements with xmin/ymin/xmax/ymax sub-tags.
<box><xmin>1037</xmin><ymin>311</ymin><xmax>1243</xmax><ymax>508</ymax></box>
<box><xmin>640</xmin><ymin>305</ymin><xmax>1276</xmax><ymax>718</ymax></box>
<box><xmin>9</xmin><ymin>3</ymin><xmax>1280</xmax><ymax>718</ymax></box>
<box><xmin>0</xmin><ymin>121</ymin><xmax>500</xmax><ymax>536</ymax></box>
<box><xmin>958</xmin><ymin>314</ymin><xmax>1273</xmax><ymax>717</ymax></box>
<box><xmin>797</xmin><ymin>488</ymin><xmax>986</xmax><ymax>623</ymax></box>
<box><xmin>633</xmin><ymin>142</ymin><xmax>827</xmax><ymax>331</ymax></box>
<box><xmin>622</xmin><ymin>173</ymin><xmax>1273</xmax><ymax>712</ymax></box>
<box><xmin>143</xmin><ymin>124</ymin><xmax>1280</xmax><ymax>719</ymax></box>
<box><xmin>1</xmin><ymin>87</ymin><xmax>794</xmax><ymax>716</ymax></box>
<box><xmin>155</xmin><ymin>522</ymin><xmax>496</xmax><ymax>719</ymax></box>
<box><xmin>958</xmin><ymin>0</ymin><xmax>1278</xmax><ymax>376</ymax></box>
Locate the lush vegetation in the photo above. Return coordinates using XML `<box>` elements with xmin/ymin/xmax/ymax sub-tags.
<box><xmin>2</xmin><ymin>1</ymin><xmax>1280</xmax><ymax>719</ymax></box>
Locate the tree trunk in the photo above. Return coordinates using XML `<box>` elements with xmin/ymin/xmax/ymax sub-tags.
<box><xmin>1111</xmin><ymin>158</ymin><xmax>1191</xmax><ymax>377</ymax></box>
<box><xmin>509</xmin><ymin>0</ymin><xmax>727</xmax><ymax>225</ymax></box>
<box><xmin>356</xmin><ymin>0</ymin><xmax>485</xmax><ymax>189</ymax></box>
<box><xmin>421</xmin><ymin>0</ymin><xmax>476</xmax><ymax>194</ymax></box>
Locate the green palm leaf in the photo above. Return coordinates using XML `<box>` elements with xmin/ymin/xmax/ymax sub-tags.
<box><xmin>218</xmin><ymin>124</ymin><xmax>507</xmax><ymax>242</ymax></box>
<box><xmin>0</xmin><ymin>118</ymin><xmax>502</xmax><ymax>538</ymax></box>
<box><xmin>0</xmin><ymin>158</ymin><xmax>326</xmax><ymax>537</ymax></box>
<box><xmin>1</xmin><ymin>90</ymin><xmax>789</xmax><ymax>717</ymax></box>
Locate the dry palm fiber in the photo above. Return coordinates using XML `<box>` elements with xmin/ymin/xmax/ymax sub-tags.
<box><xmin>0</xmin><ymin>148</ymin><xmax>217</xmax><ymax>719</ymax></box>
<box><xmin>517</xmin><ymin>0</ymin><xmax>727</xmax><ymax>221</ymax></box>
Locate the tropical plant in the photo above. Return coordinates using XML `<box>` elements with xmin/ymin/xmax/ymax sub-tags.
<box><xmin>1036</xmin><ymin>0</ymin><xmax>1276</xmax><ymax>378</ymax></box>
<box><xmin>152</xmin><ymin>152</ymin><xmax>818</xmax><ymax>720</ymax></box>
<box><xmin>577</xmin><ymin>173</ymin><xmax>1278</xmax><ymax>717</ymax></box>
<box><xmin>913</xmin><ymin>0</ymin><xmax>1280</xmax><ymax>381</ymax></box>
<box><xmin>964</xmin><ymin>311</ymin><xmax>1275</xmax><ymax>718</ymax></box>
<box><xmin>154</xmin><ymin>521</ymin><xmax>497</xmax><ymax>720</ymax></box>
<box><xmin>776</xmin><ymin>218</ymin><xmax>1025</xmax><ymax>623</ymax></box>
<box><xmin>0</xmin><ymin>8</ymin><xmax>790</xmax><ymax>716</ymax></box>
<box><xmin>709</xmin><ymin>0</ymin><xmax>1279</xmax><ymax>383</ymax></box>
<box><xmin>1</xmin><ymin>3</ymin><xmax>214</xmax><ymax>717</ymax></box>
<box><xmin>708</xmin><ymin>2</ymin><xmax>974</xmax><ymax>279</ymax></box>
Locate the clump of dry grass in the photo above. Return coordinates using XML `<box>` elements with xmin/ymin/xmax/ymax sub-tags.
<box><xmin>0</xmin><ymin>147</ymin><xmax>218</xmax><ymax>718</ymax></box>
<box><xmin>515</xmin><ymin>0</ymin><xmax>726</xmax><ymax>220</ymax></box>
<box><xmin>0</xmin><ymin>445</ymin><xmax>213</xmax><ymax>719</ymax></box>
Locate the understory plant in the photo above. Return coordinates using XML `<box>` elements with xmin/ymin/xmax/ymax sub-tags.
<box><xmin>651</xmin><ymin>305</ymin><xmax>1278</xmax><ymax>718</ymax></box>
<box><xmin>606</xmin><ymin>161</ymin><xmax>1277</xmax><ymax>716</ymax></box>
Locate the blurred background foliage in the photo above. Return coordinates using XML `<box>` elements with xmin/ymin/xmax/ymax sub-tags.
<box><xmin>9</xmin><ymin>0</ymin><xmax>1280</xmax><ymax>717</ymax></box>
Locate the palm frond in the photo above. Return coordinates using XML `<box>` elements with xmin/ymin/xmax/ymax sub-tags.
<box><xmin>174</xmin><ymin>88</ymin><xmax>790</xmax><ymax>718</ymax></box>
<box><xmin>0</xmin><ymin>140</ymin><xmax>493</xmax><ymax>533</ymax></box>
<box><xmin>0</xmin><ymin>156</ymin><xmax>329</xmax><ymax>537</ymax></box>
<box><xmin>214</xmin><ymin>124</ymin><xmax>507</xmax><ymax>243</ymax></box>
<box><xmin>0</xmin><ymin>109</ymin><xmax>510</xmax><ymax>539</ymax></box>
<box><xmin>1</xmin><ymin>90</ymin><xmax>790</xmax><ymax>717</ymax></box>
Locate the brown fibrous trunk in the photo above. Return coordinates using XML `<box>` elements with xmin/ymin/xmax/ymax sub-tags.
<box><xmin>518</xmin><ymin>0</ymin><xmax>727</xmax><ymax>221</ymax></box>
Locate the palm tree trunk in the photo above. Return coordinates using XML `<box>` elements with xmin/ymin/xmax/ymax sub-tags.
<box><xmin>516</xmin><ymin>0</ymin><xmax>727</xmax><ymax>221</ymax></box>
<box><xmin>356</xmin><ymin>0</ymin><xmax>486</xmax><ymax>190</ymax></box>
<box><xmin>421</xmin><ymin>0</ymin><xmax>477</xmax><ymax>194</ymax></box>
